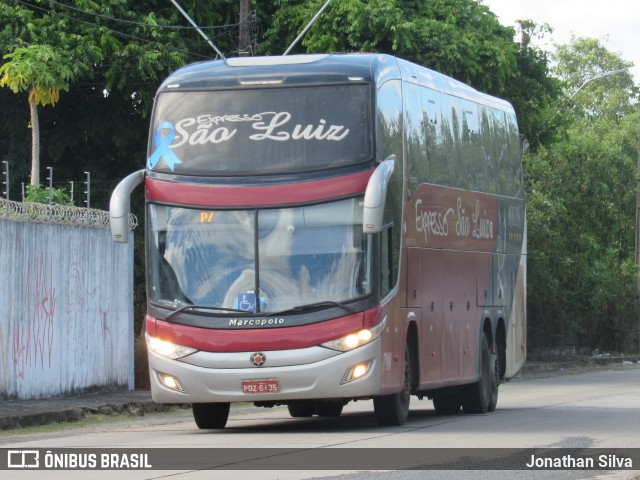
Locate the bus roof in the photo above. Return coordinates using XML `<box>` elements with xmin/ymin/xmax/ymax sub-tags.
<box><xmin>158</xmin><ymin>53</ymin><xmax>514</xmax><ymax>114</ymax></box>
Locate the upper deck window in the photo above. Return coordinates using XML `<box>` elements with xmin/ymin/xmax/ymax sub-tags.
<box><xmin>148</xmin><ymin>84</ymin><xmax>372</xmax><ymax>175</ymax></box>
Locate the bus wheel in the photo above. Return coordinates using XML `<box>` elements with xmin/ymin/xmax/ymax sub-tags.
<box><xmin>314</xmin><ymin>401</ymin><xmax>344</xmax><ymax>417</ymax></box>
<box><xmin>287</xmin><ymin>401</ymin><xmax>315</xmax><ymax>417</ymax></box>
<box><xmin>462</xmin><ymin>334</ymin><xmax>492</xmax><ymax>414</ymax></box>
<box><xmin>373</xmin><ymin>344</ymin><xmax>412</xmax><ymax>426</ymax></box>
<box><xmin>432</xmin><ymin>393</ymin><xmax>461</xmax><ymax>415</ymax></box>
<box><xmin>487</xmin><ymin>349</ymin><xmax>500</xmax><ymax>412</ymax></box>
<box><xmin>192</xmin><ymin>402</ymin><xmax>230</xmax><ymax>429</ymax></box>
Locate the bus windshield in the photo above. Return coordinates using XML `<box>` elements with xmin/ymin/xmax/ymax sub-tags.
<box><xmin>148</xmin><ymin>197</ymin><xmax>372</xmax><ymax>314</ymax></box>
<box><xmin>148</xmin><ymin>84</ymin><xmax>372</xmax><ymax>175</ymax></box>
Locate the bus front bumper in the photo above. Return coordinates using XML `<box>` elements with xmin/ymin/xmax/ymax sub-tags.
<box><xmin>148</xmin><ymin>338</ymin><xmax>382</xmax><ymax>404</ymax></box>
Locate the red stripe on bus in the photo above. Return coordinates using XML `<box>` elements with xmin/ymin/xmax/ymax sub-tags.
<box><xmin>145</xmin><ymin>170</ymin><xmax>374</xmax><ymax>206</ymax></box>
<box><xmin>149</xmin><ymin>312</ymin><xmax>370</xmax><ymax>352</ymax></box>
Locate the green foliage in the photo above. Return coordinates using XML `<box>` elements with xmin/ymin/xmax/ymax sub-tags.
<box><xmin>552</xmin><ymin>36</ymin><xmax>638</xmax><ymax>119</ymax></box>
<box><xmin>261</xmin><ymin>0</ymin><xmax>557</xmax><ymax>153</ymax></box>
<box><xmin>525</xmin><ymin>36</ymin><xmax>640</xmax><ymax>352</ymax></box>
<box><xmin>508</xmin><ymin>26</ymin><xmax>563</xmax><ymax>148</ymax></box>
<box><xmin>0</xmin><ymin>44</ymin><xmax>72</xmax><ymax>106</ymax></box>
<box><xmin>24</xmin><ymin>183</ymin><xmax>73</xmax><ymax>205</ymax></box>
<box><xmin>263</xmin><ymin>0</ymin><xmax>518</xmax><ymax>92</ymax></box>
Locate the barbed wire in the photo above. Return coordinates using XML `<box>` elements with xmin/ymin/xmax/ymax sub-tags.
<box><xmin>0</xmin><ymin>198</ymin><xmax>138</xmax><ymax>231</ymax></box>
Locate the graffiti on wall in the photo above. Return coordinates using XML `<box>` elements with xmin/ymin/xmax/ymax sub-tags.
<box><xmin>12</xmin><ymin>254</ymin><xmax>56</xmax><ymax>380</ymax></box>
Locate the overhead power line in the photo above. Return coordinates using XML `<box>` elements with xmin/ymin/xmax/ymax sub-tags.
<box><xmin>15</xmin><ymin>0</ymin><xmax>216</xmax><ymax>61</ymax></box>
<box><xmin>42</xmin><ymin>0</ymin><xmax>252</xmax><ymax>31</ymax></box>
<box><xmin>168</xmin><ymin>0</ymin><xmax>225</xmax><ymax>59</ymax></box>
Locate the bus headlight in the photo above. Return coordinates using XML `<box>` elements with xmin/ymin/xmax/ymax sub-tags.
<box><xmin>321</xmin><ymin>318</ymin><xmax>385</xmax><ymax>352</ymax></box>
<box><xmin>146</xmin><ymin>333</ymin><xmax>197</xmax><ymax>359</ymax></box>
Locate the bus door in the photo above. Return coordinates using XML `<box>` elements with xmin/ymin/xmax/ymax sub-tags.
<box><xmin>408</xmin><ymin>247</ymin><xmax>444</xmax><ymax>386</ymax></box>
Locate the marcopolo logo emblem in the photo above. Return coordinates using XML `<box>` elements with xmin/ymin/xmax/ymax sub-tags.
<box><xmin>250</xmin><ymin>352</ymin><xmax>266</xmax><ymax>367</ymax></box>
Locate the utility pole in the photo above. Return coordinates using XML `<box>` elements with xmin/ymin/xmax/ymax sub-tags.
<box><xmin>239</xmin><ymin>0</ymin><xmax>250</xmax><ymax>55</ymax></box>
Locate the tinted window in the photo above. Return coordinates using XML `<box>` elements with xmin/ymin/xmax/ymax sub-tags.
<box><xmin>148</xmin><ymin>85</ymin><xmax>372</xmax><ymax>175</ymax></box>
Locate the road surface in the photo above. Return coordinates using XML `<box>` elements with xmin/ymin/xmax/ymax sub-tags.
<box><xmin>2</xmin><ymin>363</ymin><xmax>640</xmax><ymax>480</ymax></box>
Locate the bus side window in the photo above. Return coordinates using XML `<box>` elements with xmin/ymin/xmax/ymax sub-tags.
<box><xmin>376</xmin><ymin>79</ymin><xmax>403</xmax><ymax>299</ymax></box>
<box><xmin>380</xmin><ymin>224</ymin><xmax>394</xmax><ymax>297</ymax></box>
<box><xmin>405</xmin><ymin>82</ymin><xmax>428</xmax><ymax>197</ymax></box>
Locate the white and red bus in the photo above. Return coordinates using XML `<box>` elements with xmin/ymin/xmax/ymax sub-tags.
<box><xmin>110</xmin><ymin>53</ymin><xmax>526</xmax><ymax>428</ymax></box>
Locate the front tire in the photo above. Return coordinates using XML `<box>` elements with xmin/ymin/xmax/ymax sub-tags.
<box><xmin>373</xmin><ymin>345</ymin><xmax>412</xmax><ymax>426</ymax></box>
<box><xmin>287</xmin><ymin>401</ymin><xmax>315</xmax><ymax>418</ymax></box>
<box><xmin>192</xmin><ymin>402</ymin><xmax>230</xmax><ymax>429</ymax></box>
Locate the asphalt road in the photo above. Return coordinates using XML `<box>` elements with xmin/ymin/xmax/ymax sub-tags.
<box><xmin>2</xmin><ymin>363</ymin><xmax>640</xmax><ymax>480</ymax></box>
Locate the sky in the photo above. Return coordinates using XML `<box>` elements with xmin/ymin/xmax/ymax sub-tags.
<box><xmin>481</xmin><ymin>0</ymin><xmax>639</xmax><ymax>81</ymax></box>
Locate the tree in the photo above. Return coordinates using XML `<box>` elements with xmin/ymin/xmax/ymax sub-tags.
<box><xmin>508</xmin><ymin>20</ymin><xmax>562</xmax><ymax>148</ymax></box>
<box><xmin>0</xmin><ymin>44</ymin><xmax>72</xmax><ymax>185</ymax></box>
<box><xmin>525</xmin><ymin>36</ymin><xmax>640</xmax><ymax>351</ymax></box>
<box><xmin>0</xmin><ymin>0</ymin><xmax>555</xmax><ymax>202</ymax></box>
<box><xmin>260</xmin><ymin>0</ymin><xmax>558</xmax><ymax>150</ymax></box>
<box><xmin>553</xmin><ymin>36</ymin><xmax>638</xmax><ymax>119</ymax></box>
<box><xmin>262</xmin><ymin>0</ymin><xmax>519</xmax><ymax>93</ymax></box>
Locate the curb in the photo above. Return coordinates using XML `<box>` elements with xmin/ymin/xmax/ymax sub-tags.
<box><xmin>519</xmin><ymin>355</ymin><xmax>640</xmax><ymax>377</ymax></box>
<box><xmin>0</xmin><ymin>395</ymin><xmax>183</xmax><ymax>431</ymax></box>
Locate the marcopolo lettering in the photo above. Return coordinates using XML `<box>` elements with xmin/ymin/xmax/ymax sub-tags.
<box><xmin>229</xmin><ymin>318</ymin><xmax>285</xmax><ymax>327</ymax></box>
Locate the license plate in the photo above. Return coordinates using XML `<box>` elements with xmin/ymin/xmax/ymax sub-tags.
<box><xmin>241</xmin><ymin>379</ymin><xmax>280</xmax><ymax>394</ymax></box>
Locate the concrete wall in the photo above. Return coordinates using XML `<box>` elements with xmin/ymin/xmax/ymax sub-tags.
<box><xmin>0</xmin><ymin>218</ymin><xmax>134</xmax><ymax>399</ymax></box>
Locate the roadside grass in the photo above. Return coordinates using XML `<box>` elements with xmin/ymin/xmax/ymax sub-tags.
<box><xmin>0</xmin><ymin>407</ymin><xmax>191</xmax><ymax>438</ymax></box>
<box><xmin>0</xmin><ymin>402</ymin><xmax>264</xmax><ymax>438</ymax></box>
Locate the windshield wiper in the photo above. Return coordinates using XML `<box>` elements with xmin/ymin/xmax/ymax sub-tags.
<box><xmin>164</xmin><ymin>300</ymin><xmax>355</xmax><ymax>321</ymax></box>
<box><xmin>270</xmin><ymin>300</ymin><xmax>355</xmax><ymax>316</ymax></box>
<box><xmin>164</xmin><ymin>304</ymin><xmax>249</xmax><ymax>322</ymax></box>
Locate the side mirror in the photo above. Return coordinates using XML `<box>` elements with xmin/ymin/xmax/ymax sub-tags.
<box><xmin>362</xmin><ymin>156</ymin><xmax>395</xmax><ymax>234</ymax></box>
<box><xmin>109</xmin><ymin>169</ymin><xmax>145</xmax><ymax>243</ymax></box>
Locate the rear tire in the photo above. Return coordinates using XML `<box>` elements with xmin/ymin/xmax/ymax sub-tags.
<box><xmin>287</xmin><ymin>401</ymin><xmax>315</xmax><ymax>418</ymax></box>
<box><xmin>373</xmin><ymin>345</ymin><xmax>412</xmax><ymax>426</ymax></box>
<box><xmin>462</xmin><ymin>335</ymin><xmax>492</xmax><ymax>414</ymax></box>
<box><xmin>192</xmin><ymin>402</ymin><xmax>230</xmax><ymax>429</ymax></box>
<box><xmin>487</xmin><ymin>349</ymin><xmax>500</xmax><ymax>412</ymax></box>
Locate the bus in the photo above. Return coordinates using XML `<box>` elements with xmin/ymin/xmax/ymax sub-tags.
<box><xmin>110</xmin><ymin>53</ymin><xmax>526</xmax><ymax>429</ymax></box>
